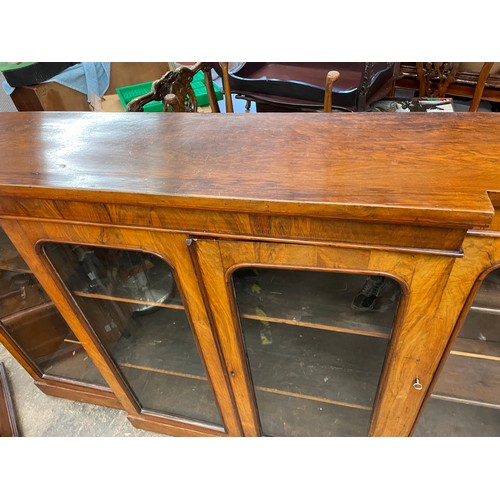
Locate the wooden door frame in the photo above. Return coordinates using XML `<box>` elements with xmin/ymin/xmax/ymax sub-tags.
<box><xmin>0</xmin><ymin>218</ymin><xmax>241</xmax><ymax>437</ymax></box>
<box><xmin>192</xmin><ymin>237</ymin><xmax>461</xmax><ymax>437</ymax></box>
<box><xmin>411</xmin><ymin>229</ymin><xmax>500</xmax><ymax>433</ymax></box>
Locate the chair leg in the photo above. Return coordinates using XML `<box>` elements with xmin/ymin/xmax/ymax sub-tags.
<box><xmin>469</xmin><ymin>62</ymin><xmax>494</xmax><ymax>112</ymax></box>
<box><xmin>203</xmin><ymin>65</ymin><xmax>221</xmax><ymax>113</ymax></box>
<box><xmin>218</xmin><ymin>62</ymin><xmax>234</xmax><ymax>113</ymax></box>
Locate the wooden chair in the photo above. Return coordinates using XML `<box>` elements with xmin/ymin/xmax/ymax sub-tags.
<box><xmin>216</xmin><ymin>63</ymin><xmax>400</xmax><ymax>112</ymax></box>
<box><xmin>126</xmin><ymin>62</ymin><xmax>234</xmax><ymax>113</ymax></box>
<box><xmin>399</xmin><ymin>62</ymin><xmax>499</xmax><ymax>112</ymax></box>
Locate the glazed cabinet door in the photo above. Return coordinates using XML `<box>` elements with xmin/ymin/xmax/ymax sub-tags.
<box><xmin>1</xmin><ymin>219</ymin><xmax>240</xmax><ymax>437</ymax></box>
<box><xmin>0</xmin><ymin>225</ymin><xmax>120</xmax><ymax>408</ymax></box>
<box><xmin>414</xmin><ymin>230</ymin><xmax>500</xmax><ymax>436</ymax></box>
<box><xmin>193</xmin><ymin>238</ymin><xmax>459</xmax><ymax>437</ymax></box>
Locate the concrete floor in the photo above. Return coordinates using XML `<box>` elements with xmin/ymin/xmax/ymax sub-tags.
<box><xmin>0</xmin><ymin>344</ymin><xmax>161</xmax><ymax>437</ymax></box>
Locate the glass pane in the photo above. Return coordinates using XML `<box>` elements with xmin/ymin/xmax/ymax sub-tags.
<box><xmin>415</xmin><ymin>267</ymin><xmax>500</xmax><ymax>436</ymax></box>
<box><xmin>43</xmin><ymin>242</ymin><xmax>223</xmax><ymax>428</ymax></box>
<box><xmin>0</xmin><ymin>228</ymin><xmax>107</xmax><ymax>387</ymax></box>
<box><xmin>232</xmin><ymin>268</ymin><xmax>402</xmax><ymax>436</ymax></box>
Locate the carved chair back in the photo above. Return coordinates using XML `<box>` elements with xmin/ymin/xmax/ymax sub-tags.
<box><xmin>126</xmin><ymin>62</ymin><xmax>233</xmax><ymax>113</ymax></box>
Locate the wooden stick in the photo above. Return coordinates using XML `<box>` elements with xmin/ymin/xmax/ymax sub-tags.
<box><xmin>323</xmin><ymin>70</ymin><xmax>340</xmax><ymax>112</ymax></box>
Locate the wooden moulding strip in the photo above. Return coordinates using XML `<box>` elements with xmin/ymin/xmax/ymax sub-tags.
<box><xmin>34</xmin><ymin>378</ymin><xmax>123</xmax><ymax>410</ymax></box>
<box><xmin>0</xmin><ymin>362</ymin><xmax>19</xmax><ymax>437</ymax></box>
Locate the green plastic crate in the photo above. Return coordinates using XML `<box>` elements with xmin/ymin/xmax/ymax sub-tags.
<box><xmin>116</xmin><ymin>71</ymin><xmax>223</xmax><ymax>112</ymax></box>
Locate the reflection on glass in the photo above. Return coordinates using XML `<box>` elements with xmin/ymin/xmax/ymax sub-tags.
<box><xmin>43</xmin><ymin>243</ymin><xmax>223</xmax><ymax>428</ymax></box>
<box><xmin>232</xmin><ymin>268</ymin><xmax>402</xmax><ymax>436</ymax></box>
<box><xmin>415</xmin><ymin>267</ymin><xmax>500</xmax><ymax>436</ymax></box>
<box><xmin>0</xmin><ymin>229</ymin><xmax>107</xmax><ymax>386</ymax></box>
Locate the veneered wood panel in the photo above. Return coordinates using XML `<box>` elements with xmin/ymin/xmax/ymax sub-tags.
<box><xmin>0</xmin><ymin>197</ymin><xmax>468</xmax><ymax>253</ymax></box>
<box><xmin>412</xmin><ymin>231</ymin><xmax>500</xmax><ymax>432</ymax></box>
<box><xmin>0</xmin><ymin>113</ymin><xmax>499</xmax><ymax>228</ymax></box>
<box><xmin>193</xmin><ymin>238</ymin><xmax>458</xmax><ymax>436</ymax></box>
<box><xmin>1</xmin><ymin>218</ymin><xmax>241</xmax><ymax>436</ymax></box>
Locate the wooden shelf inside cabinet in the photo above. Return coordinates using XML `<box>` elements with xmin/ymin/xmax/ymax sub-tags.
<box><xmin>469</xmin><ymin>274</ymin><xmax>500</xmax><ymax>311</ymax></box>
<box><xmin>233</xmin><ymin>269</ymin><xmax>400</xmax><ymax>341</ymax></box>
<box><xmin>72</xmin><ymin>290</ymin><xmax>184</xmax><ymax>312</ymax></box>
<box><xmin>433</xmin><ymin>338</ymin><xmax>500</xmax><ymax>409</ymax></box>
<box><xmin>0</xmin><ymin>231</ymin><xmax>31</xmax><ymax>274</ymax></box>
<box><xmin>68</xmin><ymin>296</ymin><xmax>224</xmax><ymax>424</ymax></box>
<box><xmin>68</xmin><ymin>330</ymin><xmax>375</xmax><ymax>414</ymax></box>
<box><xmin>240</xmin><ymin>318</ymin><xmax>388</xmax><ymax>411</ymax></box>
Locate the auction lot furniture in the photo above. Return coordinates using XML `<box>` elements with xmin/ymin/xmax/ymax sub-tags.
<box><xmin>396</xmin><ymin>62</ymin><xmax>500</xmax><ymax>111</ymax></box>
<box><xmin>220</xmin><ymin>62</ymin><xmax>400</xmax><ymax>112</ymax></box>
<box><xmin>0</xmin><ymin>112</ymin><xmax>499</xmax><ymax>437</ymax></box>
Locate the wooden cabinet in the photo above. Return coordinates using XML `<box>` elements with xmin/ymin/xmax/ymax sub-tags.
<box><xmin>0</xmin><ymin>226</ymin><xmax>121</xmax><ymax>408</ymax></box>
<box><xmin>1</xmin><ymin>112</ymin><xmax>500</xmax><ymax>436</ymax></box>
<box><xmin>1</xmin><ymin>220</ymin><xmax>239</xmax><ymax>436</ymax></box>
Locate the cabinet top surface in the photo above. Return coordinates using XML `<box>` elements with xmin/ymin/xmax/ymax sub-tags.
<box><xmin>1</xmin><ymin>112</ymin><xmax>500</xmax><ymax>227</ymax></box>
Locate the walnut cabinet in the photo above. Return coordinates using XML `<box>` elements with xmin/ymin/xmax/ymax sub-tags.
<box><xmin>1</xmin><ymin>112</ymin><xmax>500</xmax><ymax>437</ymax></box>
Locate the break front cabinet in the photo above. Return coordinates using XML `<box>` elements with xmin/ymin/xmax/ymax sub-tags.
<box><xmin>0</xmin><ymin>112</ymin><xmax>500</xmax><ymax>437</ymax></box>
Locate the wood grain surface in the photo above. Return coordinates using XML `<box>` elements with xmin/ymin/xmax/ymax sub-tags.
<box><xmin>0</xmin><ymin>113</ymin><xmax>499</xmax><ymax>228</ymax></box>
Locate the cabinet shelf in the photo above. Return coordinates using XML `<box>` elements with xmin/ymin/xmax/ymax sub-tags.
<box><xmin>451</xmin><ymin>338</ymin><xmax>500</xmax><ymax>362</ymax></box>
<box><xmin>434</xmin><ymin>339</ymin><xmax>500</xmax><ymax>409</ymax></box>
<box><xmin>234</xmin><ymin>268</ymin><xmax>400</xmax><ymax>341</ymax></box>
<box><xmin>72</xmin><ymin>290</ymin><xmax>184</xmax><ymax>311</ymax></box>
<box><xmin>0</xmin><ymin>231</ymin><xmax>31</xmax><ymax>274</ymax></box>
<box><xmin>64</xmin><ymin>329</ymin><xmax>375</xmax><ymax>412</ymax></box>
<box><xmin>254</xmin><ymin>385</ymin><xmax>371</xmax><ymax>411</ymax></box>
<box><xmin>470</xmin><ymin>273</ymin><xmax>500</xmax><ymax>310</ymax></box>
<box><xmin>239</xmin><ymin>312</ymin><xmax>390</xmax><ymax>340</ymax></box>
<box><xmin>241</xmin><ymin>318</ymin><xmax>387</xmax><ymax>411</ymax></box>
<box><xmin>74</xmin><ymin>290</ymin><xmax>392</xmax><ymax>341</ymax></box>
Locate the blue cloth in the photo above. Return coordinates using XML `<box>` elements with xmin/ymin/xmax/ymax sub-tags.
<box><xmin>2</xmin><ymin>62</ymin><xmax>111</xmax><ymax>103</ymax></box>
